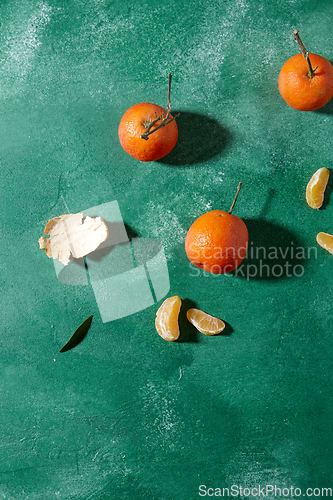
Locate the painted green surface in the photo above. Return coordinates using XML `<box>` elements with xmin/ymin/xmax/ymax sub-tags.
<box><xmin>1</xmin><ymin>0</ymin><xmax>333</xmax><ymax>498</ymax></box>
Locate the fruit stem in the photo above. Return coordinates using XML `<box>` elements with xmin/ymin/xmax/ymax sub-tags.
<box><xmin>167</xmin><ymin>72</ymin><xmax>172</xmax><ymax>113</ymax></box>
<box><xmin>228</xmin><ymin>182</ymin><xmax>242</xmax><ymax>214</ymax></box>
<box><xmin>293</xmin><ymin>30</ymin><xmax>318</xmax><ymax>78</ymax></box>
<box><xmin>140</xmin><ymin>74</ymin><xmax>180</xmax><ymax>141</ymax></box>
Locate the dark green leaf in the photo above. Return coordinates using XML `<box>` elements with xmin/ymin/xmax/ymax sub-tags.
<box><xmin>59</xmin><ymin>315</ymin><xmax>93</xmax><ymax>353</ymax></box>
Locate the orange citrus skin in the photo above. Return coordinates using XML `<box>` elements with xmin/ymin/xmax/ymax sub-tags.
<box><xmin>185</xmin><ymin>210</ymin><xmax>249</xmax><ymax>274</ymax></box>
<box><xmin>278</xmin><ymin>53</ymin><xmax>333</xmax><ymax>111</ymax></box>
<box><xmin>118</xmin><ymin>102</ymin><xmax>178</xmax><ymax>162</ymax></box>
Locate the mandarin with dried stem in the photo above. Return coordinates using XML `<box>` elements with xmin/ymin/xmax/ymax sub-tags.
<box><xmin>278</xmin><ymin>30</ymin><xmax>333</xmax><ymax>111</ymax></box>
<box><xmin>185</xmin><ymin>183</ymin><xmax>248</xmax><ymax>274</ymax></box>
<box><xmin>118</xmin><ymin>74</ymin><xmax>179</xmax><ymax>162</ymax></box>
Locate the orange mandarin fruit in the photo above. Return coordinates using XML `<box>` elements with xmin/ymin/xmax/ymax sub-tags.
<box><xmin>278</xmin><ymin>31</ymin><xmax>333</xmax><ymax>111</ymax></box>
<box><xmin>185</xmin><ymin>183</ymin><xmax>248</xmax><ymax>274</ymax></box>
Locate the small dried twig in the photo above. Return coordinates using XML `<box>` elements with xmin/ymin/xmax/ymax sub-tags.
<box><xmin>140</xmin><ymin>74</ymin><xmax>180</xmax><ymax>140</ymax></box>
<box><xmin>228</xmin><ymin>182</ymin><xmax>242</xmax><ymax>215</ymax></box>
<box><xmin>293</xmin><ymin>30</ymin><xmax>318</xmax><ymax>78</ymax></box>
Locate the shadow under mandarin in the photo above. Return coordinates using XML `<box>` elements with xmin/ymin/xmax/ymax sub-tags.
<box><xmin>158</xmin><ymin>110</ymin><xmax>233</xmax><ymax>166</ymax></box>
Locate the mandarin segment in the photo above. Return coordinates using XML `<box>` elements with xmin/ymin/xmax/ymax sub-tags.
<box><xmin>316</xmin><ymin>232</ymin><xmax>333</xmax><ymax>255</ymax></box>
<box><xmin>186</xmin><ymin>308</ymin><xmax>225</xmax><ymax>335</ymax></box>
<box><xmin>306</xmin><ymin>167</ymin><xmax>330</xmax><ymax>209</ymax></box>
<box><xmin>155</xmin><ymin>296</ymin><xmax>182</xmax><ymax>341</ymax></box>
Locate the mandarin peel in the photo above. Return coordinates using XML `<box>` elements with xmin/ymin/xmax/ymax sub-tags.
<box><xmin>38</xmin><ymin>213</ymin><xmax>109</xmax><ymax>266</ymax></box>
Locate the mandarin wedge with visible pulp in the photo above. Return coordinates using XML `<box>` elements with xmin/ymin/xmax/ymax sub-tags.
<box><xmin>155</xmin><ymin>296</ymin><xmax>182</xmax><ymax>341</ymax></box>
<box><xmin>186</xmin><ymin>308</ymin><xmax>225</xmax><ymax>335</ymax></box>
<box><xmin>306</xmin><ymin>167</ymin><xmax>330</xmax><ymax>209</ymax></box>
<box><xmin>316</xmin><ymin>232</ymin><xmax>333</xmax><ymax>255</ymax></box>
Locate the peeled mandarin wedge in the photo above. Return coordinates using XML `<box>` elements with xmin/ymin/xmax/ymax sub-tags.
<box><xmin>155</xmin><ymin>296</ymin><xmax>182</xmax><ymax>341</ymax></box>
<box><xmin>306</xmin><ymin>167</ymin><xmax>330</xmax><ymax>209</ymax></box>
<box><xmin>186</xmin><ymin>308</ymin><xmax>225</xmax><ymax>336</ymax></box>
<box><xmin>316</xmin><ymin>232</ymin><xmax>333</xmax><ymax>255</ymax></box>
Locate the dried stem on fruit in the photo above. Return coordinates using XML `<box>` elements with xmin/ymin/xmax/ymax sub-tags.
<box><xmin>293</xmin><ymin>30</ymin><xmax>318</xmax><ymax>78</ymax></box>
<box><xmin>140</xmin><ymin>73</ymin><xmax>180</xmax><ymax>140</ymax></box>
<box><xmin>228</xmin><ymin>182</ymin><xmax>242</xmax><ymax>214</ymax></box>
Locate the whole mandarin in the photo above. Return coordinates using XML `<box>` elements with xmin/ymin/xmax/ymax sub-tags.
<box><xmin>185</xmin><ymin>183</ymin><xmax>248</xmax><ymax>274</ymax></box>
<box><xmin>278</xmin><ymin>31</ymin><xmax>333</xmax><ymax>111</ymax></box>
<box><xmin>278</xmin><ymin>53</ymin><xmax>333</xmax><ymax>111</ymax></box>
<box><xmin>118</xmin><ymin>102</ymin><xmax>178</xmax><ymax>162</ymax></box>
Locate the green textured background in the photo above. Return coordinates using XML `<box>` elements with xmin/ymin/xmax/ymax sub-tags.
<box><xmin>1</xmin><ymin>0</ymin><xmax>333</xmax><ymax>498</ymax></box>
